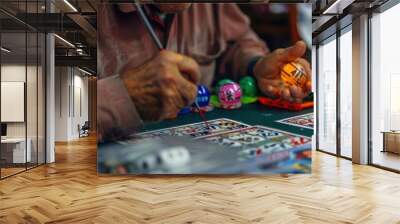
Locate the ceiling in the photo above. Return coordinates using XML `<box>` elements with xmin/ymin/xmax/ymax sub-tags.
<box><xmin>311</xmin><ymin>0</ymin><xmax>389</xmax><ymax>43</ymax></box>
<box><xmin>0</xmin><ymin>0</ymin><xmax>97</xmax><ymax>73</ymax></box>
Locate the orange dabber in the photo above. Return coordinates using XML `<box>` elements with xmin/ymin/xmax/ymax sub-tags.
<box><xmin>259</xmin><ymin>62</ymin><xmax>313</xmax><ymax>111</ymax></box>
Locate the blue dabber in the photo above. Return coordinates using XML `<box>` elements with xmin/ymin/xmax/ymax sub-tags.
<box><xmin>134</xmin><ymin>0</ymin><xmax>209</xmax><ymax>128</ymax></box>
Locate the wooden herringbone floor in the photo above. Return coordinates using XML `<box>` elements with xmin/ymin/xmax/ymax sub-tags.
<box><xmin>1</xmin><ymin>135</ymin><xmax>400</xmax><ymax>224</ymax></box>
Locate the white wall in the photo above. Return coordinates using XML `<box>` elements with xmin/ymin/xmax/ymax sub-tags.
<box><xmin>1</xmin><ymin>65</ymin><xmax>26</xmax><ymax>140</ymax></box>
<box><xmin>1</xmin><ymin>63</ymin><xmax>46</xmax><ymax>164</ymax></box>
<box><xmin>72</xmin><ymin>73</ymin><xmax>89</xmax><ymax>138</ymax></box>
<box><xmin>55</xmin><ymin>66</ymin><xmax>69</xmax><ymax>141</ymax></box>
<box><xmin>1</xmin><ymin>65</ymin><xmax>39</xmax><ymax>138</ymax></box>
<box><xmin>55</xmin><ymin>67</ymin><xmax>89</xmax><ymax>141</ymax></box>
<box><xmin>1</xmin><ymin>82</ymin><xmax>25</xmax><ymax>122</ymax></box>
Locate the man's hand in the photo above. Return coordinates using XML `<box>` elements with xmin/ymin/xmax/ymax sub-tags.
<box><xmin>253</xmin><ymin>41</ymin><xmax>311</xmax><ymax>103</ymax></box>
<box><xmin>121</xmin><ymin>50</ymin><xmax>200</xmax><ymax>121</ymax></box>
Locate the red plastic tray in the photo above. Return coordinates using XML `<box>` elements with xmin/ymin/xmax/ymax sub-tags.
<box><xmin>258</xmin><ymin>96</ymin><xmax>313</xmax><ymax>111</ymax></box>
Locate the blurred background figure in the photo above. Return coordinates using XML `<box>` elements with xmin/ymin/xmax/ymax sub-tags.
<box><xmin>239</xmin><ymin>4</ymin><xmax>311</xmax><ymax>60</ymax></box>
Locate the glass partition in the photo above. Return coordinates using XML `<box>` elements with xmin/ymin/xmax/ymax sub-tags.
<box><xmin>1</xmin><ymin>31</ymin><xmax>28</xmax><ymax>177</ymax></box>
<box><xmin>0</xmin><ymin>0</ymin><xmax>46</xmax><ymax>179</ymax></box>
<box><xmin>38</xmin><ymin>32</ymin><xmax>45</xmax><ymax>165</ymax></box>
<box><xmin>27</xmin><ymin>30</ymin><xmax>38</xmax><ymax>169</ymax></box>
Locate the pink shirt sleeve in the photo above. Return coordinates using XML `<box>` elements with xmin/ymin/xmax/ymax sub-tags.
<box><xmin>97</xmin><ymin>75</ymin><xmax>143</xmax><ymax>142</ymax></box>
<box><xmin>217</xmin><ymin>4</ymin><xmax>269</xmax><ymax>80</ymax></box>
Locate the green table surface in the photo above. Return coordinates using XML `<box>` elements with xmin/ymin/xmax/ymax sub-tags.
<box><xmin>141</xmin><ymin>103</ymin><xmax>313</xmax><ymax>137</ymax></box>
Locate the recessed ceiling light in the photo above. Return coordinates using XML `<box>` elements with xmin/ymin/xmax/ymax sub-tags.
<box><xmin>63</xmin><ymin>0</ymin><xmax>78</xmax><ymax>12</ymax></box>
<box><xmin>1</xmin><ymin>47</ymin><xmax>11</xmax><ymax>53</ymax></box>
<box><xmin>54</xmin><ymin>34</ymin><xmax>75</xmax><ymax>48</ymax></box>
<box><xmin>78</xmin><ymin>67</ymin><xmax>93</xmax><ymax>76</ymax></box>
<box><xmin>322</xmin><ymin>0</ymin><xmax>354</xmax><ymax>15</ymax></box>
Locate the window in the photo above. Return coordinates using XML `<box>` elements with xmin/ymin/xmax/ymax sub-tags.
<box><xmin>339</xmin><ymin>28</ymin><xmax>352</xmax><ymax>158</ymax></box>
<box><xmin>370</xmin><ymin>3</ymin><xmax>400</xmax><ymax>171</ymax></box>
<box><xmin>317</xmin><ymin>36</ymin><xmax>337</xmax><ymax>154</ymax></box>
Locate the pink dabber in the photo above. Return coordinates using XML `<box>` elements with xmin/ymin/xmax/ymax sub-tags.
<box><xmin>218</xmin><ymin>82</ymin><xmax>242</xmax><ymax>110</ymax></box>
